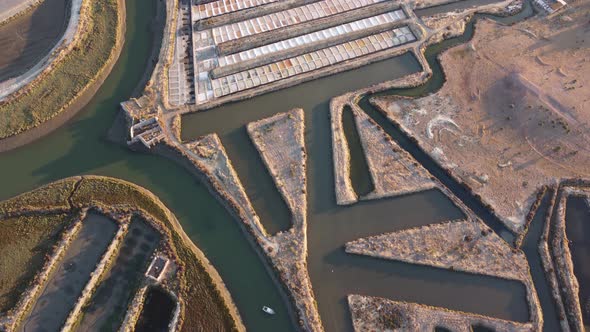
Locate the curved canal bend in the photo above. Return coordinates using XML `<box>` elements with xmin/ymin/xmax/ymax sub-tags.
<box><xmin>0</xmin><ymin>0</ymin><xmax>552</xmax><ymax>331</ymax></box>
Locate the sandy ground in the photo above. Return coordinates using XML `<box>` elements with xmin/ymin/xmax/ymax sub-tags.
<box><xmin>371</xmin><ymin>4</ymin><xmax>590</xmax><ymax>233</ymax></box>
<box><xmin>347</xmin><ymin>294</ymin><xmax>534</xmax><ymax>332</ymax></box>
<box><xmin>346</xmin><ymin>219</ymin><xmax>529</xmax><ymax>281</ymax></box>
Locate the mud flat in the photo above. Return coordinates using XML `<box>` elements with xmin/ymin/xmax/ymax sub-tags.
<box><xmin>19</xmin><ymin>212</ymin><xmax>118</xmax><ymax>332</ymax></box>
<box><xmin>369</xmin><ymin>4</ymin><xmax>590</xmax><ymax>234</ymax></box>
<box><xmin>0</xmin><ymin>0</ymin><xmax>44</xmax><ymax>24</ymax></box>
<box><xmin>0</xmin><ymin>0</ymin><xmax>68</xmax><ymax>81</ymax></box>
<box><xmin>347</xmin><ymin>294</ymin><xmax>533</xmax><ymax>331</ymax></box>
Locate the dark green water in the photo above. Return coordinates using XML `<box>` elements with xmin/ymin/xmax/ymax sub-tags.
<box><xmin>565</xmin><ymin>196</ymin><xmax>590</xmax><ymax>329</ymax></box>
<box><xmin>0</xmin><ymin>0</ymin><xmax>546</xmax><ymax>331</ymax></box>
<box><xmin>521</xmin><ymin>191</ymin><xmax>561</xmax><ymax>331</ymax></box>
<box><xmin>341</xmin><ymin>105</ymin><xmax>374</xmax><ymax>197</ymax></box>
<box><xmin>134</xmin><ymin>287</ymin><xmax>176</xmax><ymax>332</ymax></box>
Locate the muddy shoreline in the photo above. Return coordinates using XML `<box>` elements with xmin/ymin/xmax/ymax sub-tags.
<box><xmin>0</xmin><ymin>0</ymin><xmax>129</xmax><ymax>153</ymax></box>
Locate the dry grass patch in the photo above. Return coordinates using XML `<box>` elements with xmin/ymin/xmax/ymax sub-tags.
<box><xmin>0</xmin><ymin>178</ymin><xmax>78</xmax><ymax>214</ymax></box>
<box><xmin>0</xmin><ymin>213</ymin><xmax>73</xmax><ymax>313</ymax></box>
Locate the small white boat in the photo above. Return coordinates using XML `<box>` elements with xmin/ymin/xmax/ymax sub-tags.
<box><xmin>262</xmin><ymin>306</ymin><xmax>275</xmax><ymax>315</ymax></box>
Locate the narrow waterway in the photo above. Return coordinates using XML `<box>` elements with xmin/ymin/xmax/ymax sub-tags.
<box><xmin>521</xmin><ymin>191</ymin><xmax>561</xmax><ymax>331</ymax></box>
<box><xmin>565</xmin><ymin>196</ymin><xmax>590</xmax><ymax>329</ymax></box>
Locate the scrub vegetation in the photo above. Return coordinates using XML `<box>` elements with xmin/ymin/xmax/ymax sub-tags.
<box><xmin>0</xmin><ymin>213</ymin><xmax>73</xmax><ymax>313</ymax></box>
<box><xmin>0</xmin><ymin>0</ymin><xmax>119</xmax><ymax>139</ymax></box>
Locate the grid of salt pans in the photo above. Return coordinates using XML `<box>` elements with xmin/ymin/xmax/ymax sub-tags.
<box><xmin>218</xmin><ymin>10</ymin><xmax>406</xmax><ymax>67</ymax></box>
<box><xmin>211</xmin><ymin>27</ymin><xmax>415</xmax><ymax>98</ymax></box>
<box><xmin>195</xmin><ymin>0</ymin><xmax>278</xmax><ymax>20</ymax></box>
<box><xmin>211</xmin><ymin>0</ymin><xmax>387</xmax><ymax>44</ymax></box>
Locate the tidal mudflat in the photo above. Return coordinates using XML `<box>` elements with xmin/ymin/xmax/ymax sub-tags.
<box><xmin>19</xmin><ymin>212</ymin><xmax>117</xmax><ymax>332</ymax></box>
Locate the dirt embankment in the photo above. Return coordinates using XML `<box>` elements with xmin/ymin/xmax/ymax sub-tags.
<box><xmin>348</xmin><ymin>294</ymin><xmax>534</xmax><ymax>332</ymax></box>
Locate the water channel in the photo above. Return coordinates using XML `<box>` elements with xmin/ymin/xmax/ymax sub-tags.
<box><xmin>565</xmin><ymin>196</ymin><xmax>590</xmax><ymax>329</ymax></box>
<box><xmin>0</xmin><ymin>0</ymin><xmax>562</xmax><ymax>331</ymax></box>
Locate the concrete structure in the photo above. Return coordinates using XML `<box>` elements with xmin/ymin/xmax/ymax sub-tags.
<box><xmin>146</xmin><ymin>255</ymin><xmax>170</xmax><ymax>282</ymax></box>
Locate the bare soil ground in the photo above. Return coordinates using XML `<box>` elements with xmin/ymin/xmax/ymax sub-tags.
<box><xmin>347</xmin><ymin>294</ymin><xmax>534</xmax><ymax>332</ymax></box>
<box><xmin>330</xmin><ymin>97</ymin><xmax>358</xmax><ymax>205</ymax></box>
<box><xmin>372</xmin><ymin>3</ymin><xmax>590</xmax><ymax>233</ymax></box>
